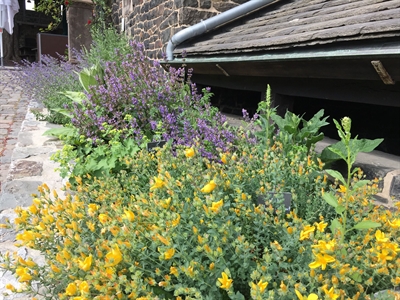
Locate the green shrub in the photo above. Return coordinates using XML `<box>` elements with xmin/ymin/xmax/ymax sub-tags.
<box><xmin>2</xmin><ymin>120</ymin><xmax>399</xmax><ymax>299</ymax></box>
<box><xmin>0</xmin><ymin>137</ymin><xmax>326</xmax><ymax>299</ymax></box>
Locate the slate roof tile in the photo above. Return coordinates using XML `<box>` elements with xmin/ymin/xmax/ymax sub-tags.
<box><xmin>175</xmin><ymin>0</ymin><xmax>400</xmax><ymax>56</ymax></box>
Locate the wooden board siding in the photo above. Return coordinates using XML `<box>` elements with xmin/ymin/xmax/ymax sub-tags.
<box><xmin>174</xmin><ymin>0</ymin><xmax>400</xmax><ymax>56</ymax></box>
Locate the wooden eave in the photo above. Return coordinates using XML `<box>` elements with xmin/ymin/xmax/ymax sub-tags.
<box><xmin>165</xmin><ymin>40</ymin><xmax>400</xmax><ymax>82</ymax></box>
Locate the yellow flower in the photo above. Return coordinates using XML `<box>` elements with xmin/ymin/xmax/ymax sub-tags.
<box><xmin>78</xmin><ymin>254</ymin><xmax>92</xmax><ymax>271</ymax></box>
<box><xmin>383</xmin><ymin>242</ymin><xmax>400</xmax><ymax>253</ymax></box>
<box><xmin>315</xmin><ymin>221</ymin><xmax>328</xmax><ymax>232</ymax></box>
<box><xmin>209</xmin><ymin>262</ymin><xmax>215</xmax><ymax>270</ymax></box>
<box><xmin>218</xmin><ymin>272</ymin><xmax>233</xmax><ymax>290</ymax></box>
<box><xmin>87</xmin><ymin>204</ymin><xmax>99</xmax><ymax>216</ymax></box>
<box><xmin>123</xmin><ymin>210</ymin><xmax>135</xmax><ymax>222</ymax></box>
<box><xmin>5</xmin><ymin>284</ymin><xmax>15</xmax><ymax>291</ymax></box>
<box><xmin>29</xmin><ymin>205</ymin><xmax>37</xmax><ymax>214</ymax></box>
<box><xmin>280</xmin><ymin>280</ymin><xmax>287</xmax><ymax>292</ymax></box>
<box><xmin>338</xmin><ymin>185</ymin><xmax>347</xmax><ymax>193</ymax></box>
<box><xmin>201</xmin><ymin>180</ymin><xmax>216</xmax><ymax>194</ymax></box>
<box><xmin>375</xmin><ymin>230</ymin><xmax>389</xmax><ymax>243</ymax></box>
<box><xmin>98</xmin><ymin>214</ymin><xmax>109</xmax><ymax>224</ymax></box>
<box><xmin>312</xmin><ymin>240</ymin><xmax>335</xmax><ymax>252</ymax></box>
<box><xmin>299</xmin><ymin>225</ymin><xmax>315</xmax><ymax>241</ymax></box>
<box><xmin>156</xmin><ymin>233</ymin><xmax>170</xmax><ymax>246</ymax></box>
<box><xmin>309</xmin><ymin>252</ymin><xmax>335</xmax><ymax>270</ymax></box>
<box><xmin>375</xmin><ymin>248</ymin><xmax>393</xmax><ymax>263</ymax></box>
<box><xmin>170</xmin><ymin>266</ymin><xmax>179</xmax><ymax>276</ymax></box>
<box><xmin>271</xmin><ymin>240</ymin><xmax>283</xmax><ymax>251</ymax></box>
<box><xmin>79</xmin><ymin>281</ymin><xmax>90</xmax><ymax>294</ymax></box>
<box><xmin>65</xmin><ymin>282</ymin><xmax>77</xmax><ymax>296</ymax></box>
<box><xmin>197</xmin><ymin>235</ymin><xmax>205</xmax><ymax>244</ymax></box>
<box><xmin>86</xmin><ymin>221</ymin><xmax>95</xmax><ymax>232</ymax></box>
<box><xmin>221</xmin><ymin>154</ymin><xmax>228</xmax><ymax>164</ymax></box>
<box><xmin>295</xmin><ymin>289</ymin><xmax>318</xmax><ymax>300</ymax></box>
<box><xmin>257</xmin><ymin>279</ymin><xmax>268</xmax><ymax>293</ymax></box>
<box><xmin>164</xmin><ymin>248</ymin><xmax>175</xmax><ymax>260</ymax></box>
<box><xmin>150</xmin><ymin>177</ymin><xmax>166</xmax><ymax>191</ymax></box>
<box><xmin>105</xmin><ymin>245</ymin><xmax>123</xmax><ymax>267</ymax></box>
<box><xmin>184</xmin><ymin>148</ymin><xmax>195</xmax><ymax>158</ymax></box>
<box><xmin>16</xmin><ymin>231</ymin><xmax>36</xmax><ymax>242</ymax></box>
<box><xmin>172</xmin><ymin>214</ymin><xmax>180</xmax><ymax>226</ymax></box>
<box><xmin>50</xmin><ymin>264</ymin><xmax>61</xmax><ymax>273</ymax></box>
<box><xmin>322</xmin><ymin>285</ymin><xmax>339</xmax><ymax>300</ymax></box>
<box><xmin>210</xmin><ymin>199</ymin><xmax>223</xmax><ymax>213</ymax></box>
<box><xmin>252</xmin><ymin>279</ymin><xmax>268</xmax><ymax>293</ymax></box>
<box><xmin>388</xmin><ymin>219</ymin><xmax>400</xmax><ymax>228</ymax></box>
<box><xmin>15</xmin><ymin>267</ymin><xmax>32</xmax><ymax>282</ymax></box>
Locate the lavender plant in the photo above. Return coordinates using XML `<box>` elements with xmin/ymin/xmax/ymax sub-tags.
<box><xmin>14</xmin><ymin>55</ymin><xmax>83</xmax><ymax>124</ymax></box>
<box><xmin>70</xmin><ymin>41</ymin><xmax>237</xmax><ymax>160</ymax></box>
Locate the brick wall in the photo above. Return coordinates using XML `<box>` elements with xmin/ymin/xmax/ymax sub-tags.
<box><xmin>112</xmin><ymin>0</ymin><xmax>249</xmax><ymax>59</ymax></box>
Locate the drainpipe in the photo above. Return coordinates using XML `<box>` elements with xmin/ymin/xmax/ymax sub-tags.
<box><xmin>166</xmin><ymin>0</ymin><xmax>278</xmax><ymax>61</ymax></box>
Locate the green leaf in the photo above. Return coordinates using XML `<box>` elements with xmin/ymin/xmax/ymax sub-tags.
<box><xmin>325</xmin><ymin>169</ymin><xmax>346</xmax><ymax>185</ymax></box>
<box><xmin>59</xmin><ymin>91</ymin><xmax>85</xmax><ymax>104</ymax></box>
<box><xmin>353</xmin><ymin>221</ymin><xmax>381</xmax><ymax>230</ymax></box>
<box><xmin>320</xmin><ymin>141</ymin><xmax>347</xmax><ymax>163</ymax></box>
<box><xmin>232</xmin><ymin>291</ymin><xmax>246</xmax><ymax>300</ymax></box>
<box><xmin>330</xmin><ymin>218</ymin><xmax>343</xmax><ymax>234</ymax></box>
<box><xmin>335</xmin><ymin>205</ymin><xmax>346</xmax><ymax>214</ymax></box>
<box><xmin>350</xmin><ymin>138</ymin><xmax>384</xmax><ymax>154</ymax></box>
<box><xmin>350</xmin><ymin>272</ymin><xmax>362</xmax><ymax>283</ymax></box>
<box><xmin>333</xmin><ymin>119</ymin><xmax>346</xmax><ymax>140</ymax></box>
<box><xmin>322</xmin><ymin>192</ymin><xmax>338</xmax><ymax>208</ymax></box>
<box><xmin>43</xmin><ymin>127</ymin><xmax>76</xmax><ymax>137</ymax></box>
<box><xmin>270</xmin><ymin>114</ymin><xmax>285</xmax><ymax>131</ymax></box>
<box><xmin>51</xmin><ymin>108</ymin><xmax>72</xmax><ymax>118</ymax></box>
<box><xmin>352</xmin><ymin>180</ymin><xmax>370</xmax><ymax>190</ymax></box>
<box><xmin>79</xmin><ymin>70</ymin><xmax>98</xmax><ymax>93</ymax></box>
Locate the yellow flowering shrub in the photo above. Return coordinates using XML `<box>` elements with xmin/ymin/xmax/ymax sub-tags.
<box><xmin>1</xmin><ymin>139</ymin><xmax>398</xmax><ymax>299</ymax></box>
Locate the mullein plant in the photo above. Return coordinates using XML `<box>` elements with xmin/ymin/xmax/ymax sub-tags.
<box><xmin>299</xmin><ymin>117</ymin><xmax>400</xmax><ymax>298</ymax></box>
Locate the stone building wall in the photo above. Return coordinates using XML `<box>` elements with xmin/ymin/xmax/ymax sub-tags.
<box><xmin>112</xmin><ymin>0</ymin><xmax>249</xmax><ymax>59</ymax></box>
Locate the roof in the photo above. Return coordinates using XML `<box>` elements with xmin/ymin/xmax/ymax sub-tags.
<box><xmin>174</xmin><ymin>0</ymin><xmax>400</xmax><ymax>57</ymax></box>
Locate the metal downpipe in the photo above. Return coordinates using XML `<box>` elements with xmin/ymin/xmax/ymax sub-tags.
<box><xmin>166</xmin><ymin>0</ymin><xmax>277</xmax><ymax>61</ymax></box>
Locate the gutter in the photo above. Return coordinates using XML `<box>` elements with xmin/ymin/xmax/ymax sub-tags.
<box><xmin>166</xmin><ymin>0</ymin><xmax>278</xmax><ymax>61</ymax></box>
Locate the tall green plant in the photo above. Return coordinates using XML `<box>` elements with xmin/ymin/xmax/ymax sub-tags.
<box><xmin>321</xmin><ymin>117</ymin><xmax>383</xmax><ymax>242</ymax></box>
<box><xmin>253</xmin><ymin>85</ymin><xmax>329</xmax><ymax>154</ymax></box>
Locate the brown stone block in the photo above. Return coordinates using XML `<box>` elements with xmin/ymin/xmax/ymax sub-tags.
<box><xmin>10</xmin><ymin>161</ymin><xmax>43</xmax><ymax>179</ymax></box>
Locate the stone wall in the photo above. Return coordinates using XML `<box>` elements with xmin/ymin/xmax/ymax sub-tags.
<box><xmin>112</xmin><ymin>0</ymin><xmax>249</xmax><ymax>59</ymax></box>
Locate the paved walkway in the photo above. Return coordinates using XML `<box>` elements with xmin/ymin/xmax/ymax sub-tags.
<box><xmin>0</xmin><ymin>70</ymin><xmax>28</xmax><ymax>193</ymax></box>
<box><xmin>0</xmin><ymin>68</ymin><xmax>62</xmax><ymax>299</ymax></box>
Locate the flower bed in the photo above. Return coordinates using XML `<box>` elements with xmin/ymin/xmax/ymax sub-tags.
<box><xmin>3</xmin><ymin>36</ymin><xmax>399</xmax><ymax>299</ymax></box>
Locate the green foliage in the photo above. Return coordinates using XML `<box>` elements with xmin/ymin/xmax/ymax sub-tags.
<box><xmin>83</xmin><ymin>27</ymin><xmax>132</xmax><ymax>67</ymax></box>
<box><xmin>51</xmin><ymin>124</ymin><xmax>144</xmax><ymax>183</ymax></box>
<box><xmin>253</xmin><ymin>86</ymin><xmax>329</xmax><ymax>155</ymax></box>
<box><xmin>2</xmin><ymin>139</ymin><xmax>326</xmax><ymax>299</ymax></box>
<box><xmin>322</xmin><ymin>117</ymin><xmax>383</xmax><ymax>242</ymax></box>
<box><xmin>271</xmin><ymin>109</ymin><xmax>329</xmax><ymax>154</ymax></box>
<box><xmin>253</xmin><ymin>85</ymin><xmax>276</xmax><ymax>144</ymax></box>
